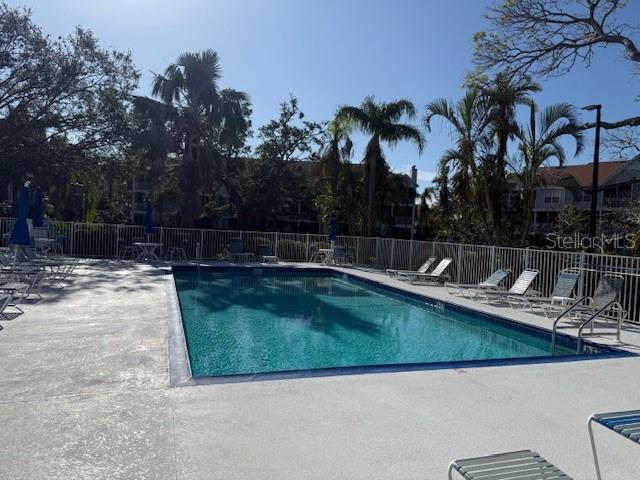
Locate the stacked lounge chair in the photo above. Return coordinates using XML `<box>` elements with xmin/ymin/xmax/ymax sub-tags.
<box><xmin>479</xmin><ymin>269</ymin><xmax>539</xmax><ymax>303</ymax></box>
<box><xmin>386</xmin><ymin>256</ymin><xmax>437</xmax><ymax>281</ymax></box>
<box><xmin>408</xmin><ymin>258</ymin><xmax>453</xmax><ymax>285</ymax></box>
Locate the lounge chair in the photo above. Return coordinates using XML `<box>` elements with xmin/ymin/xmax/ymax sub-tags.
<box><xmin>0</xmin><ymin>268</ymin><xmax>47</xmax><ymax>301</ymax></box>
<box><xmin>480</xmin><ymin>269</ymin><xmax>539</xmax><ymax>303</ymax></box>
<box><xmin>448</xmin><ymin>449</ymin><xmax>573</xmax><ymax>479</ymax></box>
<box><xmin>445</xmin><ymin>268</ymin><xmax>512</xmax><ymax>297</ymax></box>
<box><xmin>386</xmin><ymin>256</ymin><xmax>437</xmax><ymax>281</ymax></box>
<box><xmin>408</xmin><ymin>258</ymin><xmax>453</xmax><ymax>284</ymax></box>
<box><xmin>228</xmin><ymin>239</ymin><xmax>254</xmax><ymax>261</ymax></box>
<box><xmin>508</xmin><ymin>269</ymin><xmax>581</xmax><ymax>317</ymax></box>
<box><xmin>0</xmin><ymin>293</ymin><xmax>16</xmax><ymax>318</ymax></box>
<box><xmin>333</xmin><ymin>246</ymin><xmax>354</xmax><ymax>265</ymax></box>
<box><xmin>258</xmin><ymin>244</ymin><xmax>278</xmax><ymax>263</ymax></box>
<box><xmin>552</xmin><ymin>274</ymin><xmax>626</xmax><ymax>348</ymax></box>
<box><xmin>588</xmin><ymin>409</ymin><xmax>640</xmax><ymax>480</ymax></box>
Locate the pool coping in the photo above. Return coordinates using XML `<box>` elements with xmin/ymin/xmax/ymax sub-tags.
<box><xmin>165</xmin><ymin>264</ymin><xmax>635</xmax><ymax>387</ymax></box>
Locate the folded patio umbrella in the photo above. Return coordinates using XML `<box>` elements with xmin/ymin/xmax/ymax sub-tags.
<box><xmin>32</xmin><ymin>187</ymin><xmax>44</xmax><ymax>228</ymax></box>
<box><xmin>10</xmin><ymin>182</ymin><xmax>31</xmax><ymax>246</ymax></box>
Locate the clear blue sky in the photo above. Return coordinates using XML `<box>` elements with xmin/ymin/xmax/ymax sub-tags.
<box><xmin>11</xmin><ymin>0</ymin><xmax>640</xmax><ymax>190</ymax></box>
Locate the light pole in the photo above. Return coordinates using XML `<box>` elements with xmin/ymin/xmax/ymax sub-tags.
<box><xmin>582</xmin><ymin>104</ymin><xmax>602</xmax><ymax>243</ymax></box>
<box><xmin>410</xmin><ymin>165</ymin><xmax>418</xmax><ymax>241</ymax></box>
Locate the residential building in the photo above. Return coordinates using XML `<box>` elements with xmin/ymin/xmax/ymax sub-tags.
<box><xmin>528</xmin><ymin>155</ymin><xmax>640</xmax><ymax>233</ymax></box>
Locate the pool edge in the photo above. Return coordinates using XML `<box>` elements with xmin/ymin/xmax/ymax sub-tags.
<box><xmin>168</xmin><ymin>264</ymin><xmax>636</xmax><ymax>386</ymax></box>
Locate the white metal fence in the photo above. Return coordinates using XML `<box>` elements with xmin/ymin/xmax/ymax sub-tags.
<box><xmin>2</xmin><ymin>216</ymin><xmax>640</xmax><ymax>323</ymax></box>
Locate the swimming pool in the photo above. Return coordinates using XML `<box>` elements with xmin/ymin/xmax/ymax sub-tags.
<box><xmin>170</xmin><ymin>267</ymin><xmax>620</xmax><ymax>381</ymax></box>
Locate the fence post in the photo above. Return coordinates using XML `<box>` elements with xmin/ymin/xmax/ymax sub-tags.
<box><xmin>199</xmin><ymin>229</ymin><xmax>204</xmax><ymax>260</ymax></box>
<box><xmin>409</xmin><ymin>240</ymin><xmax>414</xmax><ymax>270</ymax></box>
<box><xmin>390</xmin><ymin>239</ymin><xmax>396</xmax><ymax>269</ymax></box>
<box><xmin>305</xmin><ymin>233</ymin><xmax>310</xmax><ymax>261</ymax></box>
<box><xmin>69</xmin><ymin>222</ymin><xmax>75</xmax><ymax>257</ymax></box>
<box><xmin>490</xmin><ymin>245</ymin><xmax>496</xmax><ymax>272</ymax></box>
<box><xmin>577</xmin><ymin>250</ymin><xmax>587</xmax><ymax>298</ymax></box>
<box><xmin>374</xmin><ymin>237</ymin><xmax>380</xmax><ymax>267</ymax></box>
<box><xmin>356</xmin><ymin>237</ymin><xmax>360</xmax><ymax>266</ymax></box>
<box><xmin>524</xmin><ymin>247</ymin><xmax>530</xmax><ymax>269</ymax></box>
<box><xmin>456</xmin><ymin>243</ymin><xmax>464</xmax><ymax>283</ymax></box>
<box><xmin>274</xmin><ymin>232</ymin><xmax>279</xmax><ymax>259</ymax></box>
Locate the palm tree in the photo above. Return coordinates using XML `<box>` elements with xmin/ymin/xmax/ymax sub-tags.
<box><xmin>133</xmin><ymin>49</ymin><xmax>250</xmax><ymax>226</ymax></box>
<box><xmin>515</xmin><ymin>100</ymin><xmax>584</xmax><ymax>244</ymax></box>
<box><xmin>482</xmin><ymin>74</ymin><xmax>540</xmax><ymax>239</ymax></box>
<box><xmin>337</xmin><ymin>97</ymin><xmax>424</xmax><ymax>235</ymax></box>
<box><xmin>424</xmin><ymin>89</ymin><xmax>494</xmax><ymax>236</ymax></box>
<box><xmin>319</xmin><ymin>117</ymin><xmax>353</xmax><ymax>208</ymax></box>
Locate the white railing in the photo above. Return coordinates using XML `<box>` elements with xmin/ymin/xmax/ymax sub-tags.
<box><xmin>2</xmin><ymin>216</ymin><xmax>640</xmax><ymax>324</ymax></box>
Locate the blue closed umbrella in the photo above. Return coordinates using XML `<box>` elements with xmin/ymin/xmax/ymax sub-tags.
<box><xmin>10</xmin><ymin>183</ymin><xmax>31</xmax><ymax>246</ymax></box>
<box><xmin>328</xmin><ymin>210</ymin><xmax>337</xmax><ymax>244</ymax></box>
<box><xmin>144</xmin><ymin>202</ymin><xmax>154</xmax><ymax>239</ymax></box>
<box><xmin>32</xmin><ymin>187</ymin><xmax>44</xmax><ymax>227</ymax></box>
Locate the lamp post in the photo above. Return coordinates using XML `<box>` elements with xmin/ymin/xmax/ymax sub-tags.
<box><xmin>582</xmin><ymin>104</ymin><xmax>602</xmax><ymax>243</ymax></box>
<box><xmin>410</xmin><ymin>165</ymin><xmax>418</xmax><ymax>241</ymax></box>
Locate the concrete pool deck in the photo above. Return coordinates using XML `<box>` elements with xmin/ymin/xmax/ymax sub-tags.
<box><xmin>1</xmin><ymin>260</ymin><xmax>639</xmax><ymax>479</ymax></box>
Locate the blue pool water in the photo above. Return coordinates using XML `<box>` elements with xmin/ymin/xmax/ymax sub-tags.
<box><xmin>173</xmin><ymin>268</ymin><xmax>603</xmax><ymax>378</ymax></box>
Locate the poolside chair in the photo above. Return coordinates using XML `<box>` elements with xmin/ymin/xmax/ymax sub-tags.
<box><xmin>448</xmin><ymin>449</ymin><xmax>573</xmax><ymax>479</ymax></box>
<box><xmin>508</xmin><ymin>269</ymin><xmax>581</xmax><ymax>317</ymax></box>
<box><xmin>551</xmin><ymin>274</ymin><xmax>626</xmax><ymax>349</ymax></box>
<box><xmin>332</xmin><ymin>246</ymin><xmax>353</xmax><ymax>265</ymax></box>
<box><xmin>258</xmin><ymin>244</ymin><xmax>278</xmax><ymax>263</ymax></box>
<box><xmin>0</xmin><ymin>293</ymin><xmax>19</xmax><ymax>318</ymax></box>
<box><xmin>588</xmin><ymin>409</ymin><xmax>640</xmax><ymax>480</ymax></box>
<box><xmin>117</xmin><ymin>238</ymin><xmax>135</xmax><ymax>259</ymax></box>
<box><xmin>167</xmin><ymin>239</ymin><xmax>188</xmax><ymax>261</ymax></box>
<box><xmin>386</xmin><ymin>256</ymin><xmax>437</xmax><ymax>281</ymax></box>
<box><xmin>408</xmin><ymin>258</ymin><xmax>453</xmax><ymax>284</ymax></box>
<box><xmin>445</xmin><ymin>268</ymin><xmax>512</xmax><ymax>297</ymax></box>
<box><xmin>480</xmin><ymin>269</ymin><xmax>539</xmax><ymax>304</ymax></box>
<box><xmin>0</xmin><ymin>268</ymin><xmax>47</xmax><ymax>301</ymax></box>
<box><xmin>228</xmin><ymin>239</ymin><xmax>255</xmax><ymax>261</ymax></box>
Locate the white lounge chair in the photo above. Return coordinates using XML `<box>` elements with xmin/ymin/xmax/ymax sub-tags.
<box><xmin>408</xmin><ymin>258</ymin><xmax>453</xmax><ymax>284</ymax></box>
<box><xmin>448</xmin><ymin>449</ymin><xmax>573</xmax><ymax>479</ymax></box>
<box><xmin>445</xmin><ymin>268</ymin><xmax>512</xmax><ymax>297</ymax></box>
<box><xmin>386</xmin><ymin>256</ymin><xmax>437</xmax><ymax>281</ymax></box>
<box><xmin>508</xmin><ymin>269</ymin><xmax>581</xmax><ymax>317</ymax></box>
<box><xmin>480</xmin><ymin>269</ymin><xmax>539</xmax><ymax>303</ymax></box>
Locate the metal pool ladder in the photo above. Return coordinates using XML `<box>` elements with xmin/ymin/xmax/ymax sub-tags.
<box><xmin>551</xmin><ymin>300</ymin><xmax>625</xmax><ymax>354</ymax></box>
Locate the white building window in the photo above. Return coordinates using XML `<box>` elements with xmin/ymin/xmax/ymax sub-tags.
<box><xmin>543</xmin><ymin>190</ymin><xmax>561</xmax><ymax>204</ymax></box>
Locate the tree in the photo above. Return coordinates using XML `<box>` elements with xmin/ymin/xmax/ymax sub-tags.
<box><xmin>337</xmin><ymin>97</ymin><xmax>425</xmax><ymax>236</ymax></box>
<box><xmin>424</xmin><ymin>89</ymin><xmax>495</xmax><ymax>240</ymax></box>
<box><xmin>474</xmin><ymin>0</ymin><xmax>640</xmax><ymax>131</ymax></box>
<box><xmin>514</xmin><ymin>101</ymin><xmax>584</xmax><ymax>244</ymax></box>
<box><xmin>0</xmin><ymin>3</ymin><xmax>139</xmax><ymax>216</ymax></box>
<box><xmin>133</xmin><ymin>49</ymin><xmax>251</xmax><ymax>226</ymax></box>
<box><xmin>314</xmin><ymin>117</ymin><xmax>355</xmax><ymax>230</ymax></box>
<box><xmin>240</xmin><ymin>96</ymin><xmax>324</xmax><ymax>229</ymax></box>
<box><xmin>482</xmin><ymin>74</ymin><xmax>540</xmax><ymax>240</ymax></box>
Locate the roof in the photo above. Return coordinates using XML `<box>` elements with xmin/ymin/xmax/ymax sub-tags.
<box><xmin>539</xmin><ymin>161</ymin><xmax>628</xmax><ymax>189</ymax></box>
